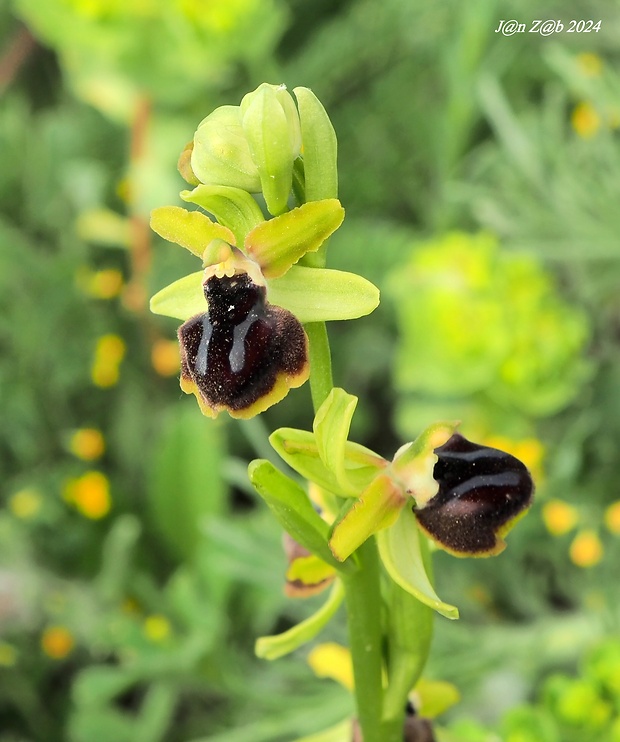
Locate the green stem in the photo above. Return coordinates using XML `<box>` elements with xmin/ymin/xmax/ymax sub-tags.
<box><xmin>341</xmin><ymin>538</ymin><xmax>385</xmax><ymax>742</ymax></box>
<box><xmin>305</xmin><ymin>322</ymin><xmax>334</xmax><ymax>411</ymax></box>
<box><xmin>306</xmin><ymin>321</ymin><xmax>386</xmax><ymax>742</ymax></box>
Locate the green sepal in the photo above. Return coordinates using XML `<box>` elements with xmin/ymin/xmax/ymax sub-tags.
<box><xmin>269</xmin><ymin>427</ymin><xmax>384</xmax><ymax>498</ymax></box>
<box><xmin>180</xmin><ymin>184</ymin><xmax>264</xmax><ymax>248</ymax></box>
<box><xmin>329</xmin><ymin>473</ymin><xmax>407</xmax><ymax>561</ymax></box>
<box><xmin>191</xmin><ymin>105</ymin><xmax>261</xmax><ymax>192</ymax></box>
<box><xmin>244</xmin><ymin>199</ymin><xmax>344</xmax><ymax>279</ymax></box>
<box><xmin>292</xmin><ymin>719</ymin><xmax>352</xmax><ymax>742</ymax></box>
<box><xmin>376</xmin><ymin>508</ymin><xmax>459</xmax><ymax>620</ymax></box>
<box><xmin>241</xmin><ymin>84</ymin><xmax>295</xmax><ymax>216</ymax></box>
<box><xmin>255</xmin><ymin>581</ymin><xmax>344</xmax><ymax>661</ymax></box>
<box><xmin>270</xmin><ymin>266</ymin><xmax>380</xmax><ymax>322</ymax></box>
<box><xmin>294</xmin><ymin>87</ymin><xmax>338</xmax><ymax>202</ymax></box>
<box><xmin>150</xmin><ymin>266</ymin><xmax>380</xmax><ymax>324</ymax></box>
<box><xmin>313</xmin><ymin>388</ymin><xmax>361</xmax><ymax>497</ymax></box>
<box><xmin>150</xmin><ymin>206</ymin><xmax>235</xmax><ymax>258</ymax></box>
<box><xmin>247</xmin><ymin>459</ymin><xmax>355</xmax><ymax>574</ymax></box>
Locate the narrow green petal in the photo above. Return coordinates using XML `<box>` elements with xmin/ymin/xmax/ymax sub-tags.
<box><xmin>255</xmin><ymin>581</ymin><xmax>344</xmax><ymax>660</ymax></box>
<box><xmin>150</xmin><ymin>206</ymin><xmax>234</xmax><ymax>257</ymax></box>
<box><xmin>376</xmin><ymin>508</ymin><xmax>459</xmax><ymax>620</ymax></box>
<box><xmin>244</xmin><ymin>200</ymin><xmax>344</xmax><ymax>279</ymax></box>
<box><xmin>150</xmin><ymin>271</ymin><xmax>204</xmax><ymax>321</ymax></box>
<box><xmin>180</xmin><ymin>185</ymin><xmax>264</xmax><ymax>247</ymax></box>
<box><xmin>313</xmin><ymin>388</ymin><xmax>359</xmax><ymax>497</ymax></box>
<box><xmin>294</xmin><ymin>87</ymin><xmax>338</xmax><ymax>201</ymax></box>
<box><xmin>247</xmin><ymin>459</ymin><xmax>355</xmax><ymax>574</ymax></box>
<box><xmin>329</xmin><ymin>474</ymin><xmax>406</xmax><ymax>562</ymax></box>
<box><xmin>269</xmin><ymin>266</ymin><xmax>380</xmax><ymax>323</ymax></box>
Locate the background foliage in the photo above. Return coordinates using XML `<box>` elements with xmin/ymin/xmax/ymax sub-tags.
<box><xmin>1</xmin><ymin>0</ymin><xmax>620</xmax><ymax>740</ymax></box>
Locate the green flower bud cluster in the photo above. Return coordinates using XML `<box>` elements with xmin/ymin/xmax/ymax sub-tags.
<box><xmin>388</xmin><ymin>232</ymin><xmax>592</xmax><ymax>419</ymax></box>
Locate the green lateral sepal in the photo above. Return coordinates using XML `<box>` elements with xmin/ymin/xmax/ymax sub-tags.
<box><xmin>294</xmin><ymin>87</ymin><xmax>338</xmax><ymax>202</ymax></box>
<box><xmin>376</xmin><ymin>508</ymin><xmax>459</xmax><ymax>620</ymax></box>
<box><xmin>247</xmin><ymin>459</ymin><xmax>355</xmax><ymax>575</ymax></box>
<box><xmin>255</xmin><ymin>580</ymin><xmax>344</xmax><ymax>660</ymax></box>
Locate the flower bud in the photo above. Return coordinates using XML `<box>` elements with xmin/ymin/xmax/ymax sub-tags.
<box><xmin>190</xmin><ymin>105</ymin><xmax>261</xmax><ymax>192</ymax></box>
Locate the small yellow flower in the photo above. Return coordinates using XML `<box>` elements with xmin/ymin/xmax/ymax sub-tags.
<box><xmin>0</xmin><ymin>642</ymin><xmax>18</xmax><ymax>667</ymax></box>
<box><xmin>307</xmin><ymin>643</ymin><xmax>354</xmax><ymax>691</ymax></box>
<box><xmin>576</xmin><ymin>53</ymin><xmax>603</xmax><ymax>78</ymax></box>
<box><xmin>542</xmin><ymin>499</ymin><xmax>579</xmax><ymax>536</ymax></box>
<box><xmin>91</xmin><ymin>334</ymin><xmax>126</xmax><ymax>387</ymax></box>
<box><xmin>64</xmin><ymin>471</ymin><xmax>111</xmax><ymax>519</ymax></box>
<box><xmin>604</xmin><ymin>501</ymin><xmax>620</xmax><ymax>535</ymax></box>
<box><xmin>41</xmin><ymin>626</ymin><xmax>75</xmax><ymax>659</ymax></box>
<box><xmin>9</xmin><ymin>488</ymin><xmax>42</xmax><ymax>519</ymax></box>
<box><xmin>69</xmin><ymin>428</ymin><xmax>105</xmax><ymax>460</ymax></box>
<box><xmin>87</xmin><ymin>269</ymin><xmax>124</xmax><ymax>299</ymax></box>
<box><xmin>572</xmin><ymin>102</ymin><xmax>601</xmax><ymax>139</ymax></box>
<box><xmin>151</xmin><ymin>339</ymin><xmax>180</xmax><ymax>377</ymax></box>
<box><xmin>143</xmin><ymin>614</ymin><xmax>171</xmax><ymax>642</ymax></box>
<box><xmin>569</xmin><ymin>530</ymin><xmax>603</xmax><ymax>568</ymax></box>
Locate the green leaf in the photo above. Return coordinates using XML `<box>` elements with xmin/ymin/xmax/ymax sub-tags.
<box><xmin>150</xmin><ymin>206</ymin><xmax>234</xmax><ymax>258</ymax></box>
<box><xmin>376</xmin><ymin>508</ymin><xmax>458</xmax><ymax>620</ymax></box>
<box><xmin>244</xmin><ymin>200</ymin><xmax>344</xmax><ymax>279</ymax></box>
<box><xmin>269</xmin><ymin>427</ymin><xmax>383</xmax><ymax>498</ymax></box>
<box><xmin>313</xmin><ymin>388</ymin><xmax>359</xmax><ymax>496</ymax></box>
<box><xmin>241</xmin><ymin>84</ymin><xmax>294</xmax><ymax>216</ymax></box>
<box><xmin>329</xmin><ymin>473</ymin><xmax>406</xmax><ymax>561</ymax></box>
<box><xmin>255</xmin><ymin>581</ymin><xmax>344</xmax><ymax>660</ymax></box>
<box><xmin>150</xmin><ymin>266</ymin><xmax>380</xmax><ymax>325</ymax></box>
<box><xmin>247</xmin><ymin>459</ymin><xmax>354</xmax><ymax>574</ymax></box>
<box><xmin>180</xmin><ymin>185</ymin><xmax>264</xmax><ymax>248</ymax></box>
<box><xmin>147</xmin><ymin>403</ymin><xmax>227</xmax><ymax>561</ymax></box>
<box><xmin>269</xmin><ymin>266</ymin><xmax>380</xmax><ymax>323</ymax></box>
<box><xmin>294</xmin><ymin>87</ymin><xmax>338</xmax><ymax>202</ymax></box>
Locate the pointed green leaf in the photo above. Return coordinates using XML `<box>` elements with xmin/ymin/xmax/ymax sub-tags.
<box><xmin>313</xmin><ymin>388</ymin><xmax>359</xmax><ymax>497</ymax></box>
<box><xmin>269</xmin><ymin>266</ymin><xmax>380</xmax><ymax>322</ymax></box>
<box><xmin>294</xmin><ymin>87</ymin><xmax>338</xmax><ymax>202</ymax></box>
<box><xmin>150</xmin><ymin>270</ymin><xmax>205</xmax><ymax>321</ymax></box>
<box><xmin>244</xmin><ymin>200</ymin><xmax>344</xmax><ymax>279</ymax></box>
<box><xmin>241</xmin><ymin>84</ymin><xmax>294</xmax><ymax>216</ymax></box>
<box><xmin>150</xmin><ymin>206</ymin><xmax>234</xmax><ymax>258</ymax></box>
<box><xmin>247</xmin><ymin>459</ymin><xmax>355</xmax><ymax>574</ymax></box>
<box><xmin>376</xmin><ymin>508</ymin><xmax>459</xmax><ymax>620</ymax></box>
<box><xmin>255</xmin><ymin>581</ymin><xmax>344</xmax><ymax>660</ymax></box>
<box><xmin>329</xmin><ymin>474</ymin><xmax>406</xmax><ymax>561</ymax></box>
<box><xmin>269</xmin><ymin>427</ymin><xmax>383</xmax><ymax>498</ymax></box>
<box><xmin>180</xmin><ymin>185</ymin><xmax>264</xmax><ymax>247</ymax></box>
<box><xmin>150</xmin><ymin>266</ymin><xmax>380</xmax><ymax>324</ymax></box>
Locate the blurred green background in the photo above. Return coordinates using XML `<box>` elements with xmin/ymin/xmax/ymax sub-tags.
<box><xmin>1</xmin><ymin>0</ymin><xmax>620</xmax><ymax>740</ymax></box>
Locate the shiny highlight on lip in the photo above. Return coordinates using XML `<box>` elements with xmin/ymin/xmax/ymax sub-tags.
<box><xmin>178</xmin><ymin>273</ymin><xmax>309</xmax><ymax>418</ymax></box>
<box><xmin>414</xmin><ymin>433</ymin><xmax>534</xmax><ymax>556</ymax></box>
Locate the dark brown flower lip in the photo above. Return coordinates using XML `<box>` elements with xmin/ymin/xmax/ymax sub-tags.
<box><xmin>178</xmin><ymin>272</ymin><xmax>309</xmax><ymax>419</ymax></box>
<box><xmin>414</xmin><ymin>433</ymin><xmax>534</xmax><ymax>556</ymax></box>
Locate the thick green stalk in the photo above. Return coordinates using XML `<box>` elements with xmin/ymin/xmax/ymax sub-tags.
<box><xmin>341</xmin><ymin>538</ymin><xmax>386</xmax><ymax>742</ymax></box>
<box><xmin>306</xmin><ymin>320</ymin><xmax>386</xmax><ymax>742</ymax></box>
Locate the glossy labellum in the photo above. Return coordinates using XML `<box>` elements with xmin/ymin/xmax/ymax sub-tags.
<box><xmin>414</xmin><ymin>434</ymin><xmax>534</xmax><ymax>556</ymax></box>
<box><xmin>178</xmin><ymin>273</ymin><xmax>309</xmax><ymax>418</ymax></box>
